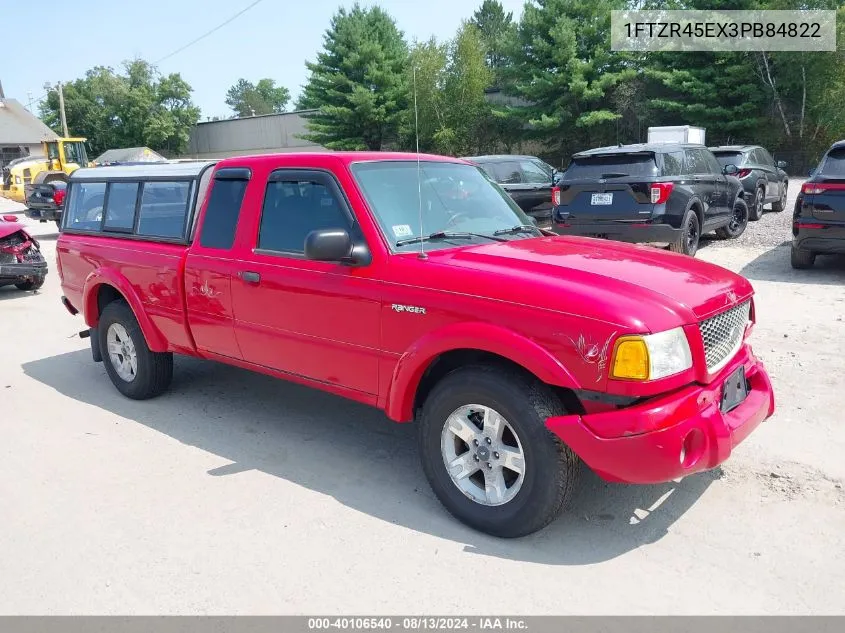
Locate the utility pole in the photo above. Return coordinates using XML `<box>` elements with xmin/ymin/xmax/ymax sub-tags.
<box><xmin>57</xmin><ymin>81</ymin><xmax>69</xmax><ymax>137</ymax></box>
<box><xmin>27</xmin><ymin>91</ymin><xmax>33</xmax><ymax>112</ymax></box>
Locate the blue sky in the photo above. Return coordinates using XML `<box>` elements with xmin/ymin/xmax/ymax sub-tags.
<box><xmin>4</xmin><ymin>0</ymin><xmax>526</xmax><ymax>120</ymax></box>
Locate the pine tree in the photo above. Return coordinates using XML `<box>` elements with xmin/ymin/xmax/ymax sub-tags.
<box><xmin>299</xmin><ymin>4</ymin><xmax>409</xmax><ymax>150</ymax></box>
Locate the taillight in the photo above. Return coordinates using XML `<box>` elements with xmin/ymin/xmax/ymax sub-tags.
<box><xmin>736</xmin><ymin>169</ymin><xmax>752</xmax><ymax>178</ymax></box>
<box><xmin>552</xmin><ymin>186</ymin><xmax>561</xmax><ymax>206</ymax></box>
<box><xmin>53</xmin><ymin>189</ymin><xmax>66</xmax><ymax>206</ymax></box>
<box><xmin>802</xmin><ymin>182</ymin><xmax>845</xmax><ymax>194</ymax></box>
<box><xmin>650</xmin><ymin>182</ymin><xmax>674</xmax><ymax>204</ymax></box>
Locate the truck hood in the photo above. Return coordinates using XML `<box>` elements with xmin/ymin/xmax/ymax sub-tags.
<box><xmin>7</xmin><ymin>157</ymin><xmax>45</xmax><ymax>174</ymax></box>
<box><xmin>425</xmin><ymin>236</ymin><xmax>753</xmax><ymax>325</ymax></box>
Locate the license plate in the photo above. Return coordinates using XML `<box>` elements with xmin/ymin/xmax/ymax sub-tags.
<box><xmin>720</xmin><ymin>366</ymin><xmax>748</xmax><ymax>413</ymax></box>
<box><xmin>591</xmin><ymin>193</ymin><xmax>613</xmax><ymax>205</ymax></box>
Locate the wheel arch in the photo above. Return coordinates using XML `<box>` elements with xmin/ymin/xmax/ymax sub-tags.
<box><xmin>82</xmin><ymin>269</ymin><xmax>168</xmax><ymax>352</ymax></box>
<box><xmin>384</xmin><ymin>322</ymin><xmax>583</xmax><ymax>423</ymax></box>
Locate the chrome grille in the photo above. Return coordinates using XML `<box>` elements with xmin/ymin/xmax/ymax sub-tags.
<box><xmin>699</xmin><ymin>300</ymin><xmax>751</xmax><ymax>371</ymax></box>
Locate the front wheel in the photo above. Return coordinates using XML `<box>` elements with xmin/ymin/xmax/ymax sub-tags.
<box><xmin>98</xmin><ymin>300</ymin><xmax>173</xmax><ymax>399</ymax></box>
<box><xmin>669</xmin><ymin>210</ymin><xmax>700</xmax><ymax>256</ymax></box>
<box><xmin>418</xmin><ymin>365</ymin><xmax>580</xmax><ymax>538</ymax></box>
<box><xmin>715</xmin><ymin>198</ymin><xmax>749</xmax><ymax>240</ymax></box>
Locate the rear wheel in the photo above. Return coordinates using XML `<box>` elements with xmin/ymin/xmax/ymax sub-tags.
<box><xmin>98</xmin><ymin>300</ymin><xmax>173</xmax><ymax>399</ymax></box>
<box><xmin>790</xmin><ymin>245</ymin><xmax>815</xmax><ymax>269</ymax></box>
<box><xmin>669</xmin><ymin>210</ymin><xmax>700</xmax><ymax>256</ymax></box>
<box><xmin>771</xmin><ymin>183</ymin><xmax>787</xmax><ymax>212</ymax></box>
<box><xmin>715</xmin><ymin>198</ymin><xmax>749</xmax><ymax>240</ymax></box>
<box><xmin>15</xmin><ymin>278</ymin><xmax>45</xmax><ymax>291</ymax></box>
<box><xmin>749</xmin><ymin>186</ymin><xmax>765</xmax><ymax>220</ymax></box>
<box><xmin>418</xmin><ymin>365</ymin><xmax>579</xmax><ymax>538</ymax></box>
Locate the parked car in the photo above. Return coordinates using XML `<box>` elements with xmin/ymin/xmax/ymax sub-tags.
<box><xmin>25</xmin><ymin>180</ymin><xmax>67</xmax><ymax>228</ymax></box>
<box><xmin>0</xmin><ymin>214</ymin><xmax>47</xmax><ymax>291</ymax></box>
<box><xmin>552</xmin><ymin>143</ymin><xmax>748</xmax><ymax>256</ymax></box>
<box><xmin>790</xmin><ymin>140</ymin><xmax>845</xmax><ymax>269</ymax></box>
<box><xmin>56</xmin><ymin>154</ymin><xmax>774</xmax><ymax>538</ymax></box>
<box><xmin>710</xmin><ymin>145</ymin><xmax>788</xmax><ymax>220</ymax></box>
<box><xmin>462</xmin><ymin>154</ymin><xmax>560</xmax><ymax>216</ymax></box>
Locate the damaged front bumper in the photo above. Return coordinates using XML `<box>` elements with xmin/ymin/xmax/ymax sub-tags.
<box><xmin>0</xmin><ymin>231</ymin><xmax>48</xmax><ymax>282</ymax></box>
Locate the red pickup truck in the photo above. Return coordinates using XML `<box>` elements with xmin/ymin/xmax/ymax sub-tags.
<box><xmin>56</xmin><ymin>152</ymin><xmax>775</xmax><ymax>537</ymax></box>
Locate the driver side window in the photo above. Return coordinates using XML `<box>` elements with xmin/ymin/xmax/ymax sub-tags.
<box><xmin>258</xmin><ymin>173</ymin><xmax>354</xmax><ymax>255</ymax></box>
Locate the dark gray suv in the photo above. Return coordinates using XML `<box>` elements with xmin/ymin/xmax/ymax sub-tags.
<box><xmin>710</xmin><ymin>145</ymin><xmax>788</xmax><ymax>220</ymax></box>
<box><xmin>552</xmin><ymin>143</ymin><xmax>748</xmax><ymax>257</ymax></box>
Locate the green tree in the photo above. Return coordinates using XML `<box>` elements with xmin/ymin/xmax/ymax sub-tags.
<box><xmin>469</xmin><ymin>0</ymin><xmax>517</xmax><ymax>87</ymax></box>
<box><xmin>225</xmin><ymin>78</ymin><xmax>290</xmax><ymax>117</ymax></box>
<box><xmin>507</xmin><ymin>0</ymin><xmax>636</xmax><ymax>156</ymax></box>
<box><xmin>40</xmin><ymin>60</ymin><xmax>200</xmax><ymax>155</ymax></box>
<box><xmin>404</xmin><ymin>24</ymin><xmax>494</xmax><ymax>156</ymax></box>
<box><xmin>299</xmin><ymin>4</ymin><xmax>409</xmax><ymax>150</ymax></box>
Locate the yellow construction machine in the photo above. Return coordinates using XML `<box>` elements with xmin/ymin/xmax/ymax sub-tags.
<box><xmin>1</xmin><ymin>137</ymin><xmax>91</xmax><ymax>204</ymax></box>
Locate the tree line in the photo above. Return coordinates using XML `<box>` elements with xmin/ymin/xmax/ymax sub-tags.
<box><xmin>41</xmin><ymin>0</ymin><xmax>845</xmax><ymax>169</ymax></box>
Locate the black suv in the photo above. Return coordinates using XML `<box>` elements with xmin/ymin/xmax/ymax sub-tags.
<box><xmin>710</xmin><ymin>145</ymin><xmax>789</xmax><ymax>220</ymax></box>
<box><xmin>462</xmin><ymin>155</ymin><xmax>559</xmax><ymax>216</ymax></box>
<box><xmin>790</xmin><ymin>140</ymin><xmax>845</xmax><ymax>269</ymax></box>
<box><xmin>552</xmin><ymin>143</ymin><xmax>748</xmax><ymax>256</ymax></box>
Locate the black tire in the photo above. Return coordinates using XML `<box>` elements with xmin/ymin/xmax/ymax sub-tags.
<box><xmin>98</xmin><ymin>300</ymin><xmax>173</xmax><ymax>399</ymax></box>
<box><xmin>669</xmin><ymin>209</ymin><xmax>700</xmax><ymax>256</ymax></box>
<box><xmin>15</xmin><ymin>277</ymin><xmax>45</xmax><ymax>291</ymax></box>
<box><xmin>749</xmin><ymin>186</ymin><xmax>765</xmax><ymax>221</ymax></box>
<box><xmin>715</xmin><ymin>198</ymin><xmax>749</xmax><ymax>240</ymax></box>
<box><xmin>790</xmin><ymin>245</ymin><xmax>815</xmax><ymax>269</ymax></box>
<box><xmin>771</xmin><ymin>183</ymin><xmax>787</xmax><ymax>212</ymax></box>
<box><xmin>418</xmin><ymin>365</ymin><xmax>580</xmax><ymax>538</ymax></box>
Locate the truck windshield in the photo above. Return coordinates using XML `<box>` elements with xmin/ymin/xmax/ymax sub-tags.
<box><xmin>351</xmin><ymin>161</ymin><xmax>536</xmax><ymax>252</ymax></box>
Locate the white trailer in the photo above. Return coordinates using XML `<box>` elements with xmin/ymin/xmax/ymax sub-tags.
<box><xmin>647</xmin><ymin>126</ymin><xmax>706</xmax><ymax>145</ymax></box>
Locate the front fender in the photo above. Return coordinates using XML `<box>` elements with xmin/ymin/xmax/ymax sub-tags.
<box><xmin>385</xmin><ymin>321</ymin><xmax>581</xmax><ymax>422</ymax></box>
<box><xmin>82</xmin><ymin>268</ymin><xmax>168</xmax><ymax>352</ymax></box>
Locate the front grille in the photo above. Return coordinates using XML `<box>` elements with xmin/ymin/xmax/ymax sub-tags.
<box><xmin>699</xmin><ymin>300</ymin><xmax>751</xmax><ymax>371</ymax></box>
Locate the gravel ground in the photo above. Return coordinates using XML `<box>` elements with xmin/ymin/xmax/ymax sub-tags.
<box><xmin>1</xmin><ymin>194</ymin><xmax>844</xmax><ymax>615</ymax></box>
<box><xmin>700</xmin><ymin>180</ymin><xmax>802</xmax><ymax>251</ymax></box>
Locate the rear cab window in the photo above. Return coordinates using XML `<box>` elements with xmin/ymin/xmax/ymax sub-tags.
<box><xmin>63</xmin><ymin>162</ymin><xmax>215</xmax><ymax>241</ymax></box>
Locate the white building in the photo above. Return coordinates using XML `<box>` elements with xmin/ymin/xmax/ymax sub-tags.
<box><xmin>0</xmin><ymin>97</ymin><xmax>58</xmax><ymax>168</ymax></box>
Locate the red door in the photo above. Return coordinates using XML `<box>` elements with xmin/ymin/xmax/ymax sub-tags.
<box><xmin>184</xmin><ymin>168</ymin><xmax>251</xmax><ymax>359</ymax></box>
<box><xmin>230</xmin><ymin>169</ymin><xmax>382</xmax><ymax>396</ymax></box>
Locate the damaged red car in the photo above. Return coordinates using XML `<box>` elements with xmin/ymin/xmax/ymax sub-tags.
<box><xmin>0</xmin><ymin>215</ymin><xmax>47</xmax><ymax>291</ymax></box>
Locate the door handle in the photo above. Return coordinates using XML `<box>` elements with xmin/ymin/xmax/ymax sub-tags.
<box><xmin>239</xmin><ymin>271</ymin><xmax>261</xmax><ymax>284</ymax></box>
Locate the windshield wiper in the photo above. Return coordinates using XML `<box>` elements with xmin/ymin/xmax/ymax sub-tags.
<box><xmin>396</xmin><ymin>230</ymin><xmax>507</xmax><ymax>247</ymax></box>
<box><xmin>600</xmin><ymin>172</ymin><xmax>629</xmax><ymax>178</ymax></box>
<box><xmin>493</xmin><ymin>224</ymin><xmax>544</xmax><ymax>237</ymax></box>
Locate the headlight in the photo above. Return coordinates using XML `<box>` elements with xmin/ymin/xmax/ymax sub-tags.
<box><xmin>611</xmin><ymin>327</ymin><xmax>692</xmax><ymax>381</ymax></box>
<box><xmin>14</xmin><ymin>176</ymin><xmax>21</xmax><ymax>184</ymax></box>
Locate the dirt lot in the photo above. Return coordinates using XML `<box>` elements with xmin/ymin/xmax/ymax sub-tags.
<box><xmin>1</xmin><ymin>188</ymin><xmax>843</xmax><ymax>615</ymax></box>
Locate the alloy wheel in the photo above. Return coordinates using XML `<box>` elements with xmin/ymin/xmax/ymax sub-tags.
<box><xmin>440</xmin><ymin>404</ymin><xmax>525</xmax><ymax>506</ymax></box>
<box><xmin>106</xmin><ymin>323</ymin><xmax>138</xmax><ymax>382</ymax></box>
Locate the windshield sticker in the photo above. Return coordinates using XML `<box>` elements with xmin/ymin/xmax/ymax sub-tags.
<box><xmin>392</xmin><ymin>224</ymin><xmax>413</xmax><ymax>238</ymax></box>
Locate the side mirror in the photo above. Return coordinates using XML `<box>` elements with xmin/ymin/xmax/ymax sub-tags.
<box><xmin>722</xmin><ymin>163</ymin><xmax>739</xmax><ymax>175</ymax></box>
<box><xmin>777</xmin><ymin>160</ymin><xmax>787</xmax><ymax>169</ymax></box>
<box><xmin>529</xmin><ymin>216</ymin><xmax>539</xmax><ymax>226</ymax></box>
<box><xmin>808</xmin><ymin>169</ymin><xmax>815</xmax><ymax>177</ymax></box>
<box><xmin>553</xmin><ymin>171</ymin><xmax>564</xmax><ymax>185</ymax></box>
<box><xmin>304</xmin><ymin>228</ymin><xmax>354</xmax><ymax>263</ymax></box>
